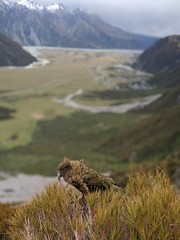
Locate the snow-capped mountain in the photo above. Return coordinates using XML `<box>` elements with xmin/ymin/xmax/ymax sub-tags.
<box><xmin>17</xmin><ymin>0</ymin><xmax>65</xmax><ymax>12</ymax></box>
<box><xmin>17</xmin><ymin>0</ymin><xmax>43</xmax><ymax>10</ymax></box>
<box><xmin>0</xmin><ymin>0</ymin><xmax>157</xmax><ymax>49</ymax></box>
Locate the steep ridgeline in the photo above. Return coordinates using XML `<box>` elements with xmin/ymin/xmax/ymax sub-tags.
<box><xmin>0</xmin><ymin>32</ymin><xmax>36</xmax><ymax>66</ymax></box>
<box><xmin>0</xmin><ymin>0</ymin><xmax>156</xmax><ymax>49</ymax></box>
<box><xmin>133</xmin><ymin>35</ymin><xmax>180</xmax><ymax>74</ymax></box>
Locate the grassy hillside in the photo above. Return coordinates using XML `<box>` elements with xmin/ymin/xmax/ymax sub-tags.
<box><xmin>99</xmin><ymin>86</ymin><xmax>180</xmax><ymax>160</ymax></box>
<box><xmin>93</xmin><ymin>84</ymin><xmax>180</xmax><ymax>188</ymax></box>
<box><xmin>149</xmin><ymin>66</ymin><xmax>180</xmax><ymax>88</ymax></box>
<box><xmin>100</xmin><ymin>105</ymin><xmax>180</xmax><ymax>161</ymax></box>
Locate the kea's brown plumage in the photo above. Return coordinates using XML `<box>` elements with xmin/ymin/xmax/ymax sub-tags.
<box><xmin>57</xmin><ymin>157</ymin><xmax>119</xmax><ymax>195</ymax></box>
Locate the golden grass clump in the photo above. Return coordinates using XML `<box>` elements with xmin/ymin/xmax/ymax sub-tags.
<box><xmin>0</xmin><ymin>203</ymin><xmax>16</xmax><ymax>239</ymax></box>
<box><xmin>8</xmin><ymin>170</ymin><xmax>180</xmax><ymax>240</ymax></box>
<box><xmin>124</xmin><ymin>170</ymin><xmax>180</xmax><ymax>240</ymax></box>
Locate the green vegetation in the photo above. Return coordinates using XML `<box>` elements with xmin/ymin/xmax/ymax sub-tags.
<box><xmin>0</xmin><ymin>111</ymin><xmax>138</xmax><ymax>175</ymax></box>
<box><xmin>149</xmin><ymin>66</ymin><xmax>180</xmax><ymax>88</ymax></box>
<box><xmin>100</xmin><ymin>105</ymin><xmax>180</xmax><ymax>162</ymax></box>
<box><xmin>98</xmin><ymin>86</ymin><xmax>180</xmax><ymax>185</ymax></box>
<box><xmin>143</xmin><ymin>86</ymin><xmax>180</xmax><ymax>112</ymax></box>
<box><xmin>79</xmin><ymin>88</ymin><xmax>159</xmax><ymax>103</ymax></box>
<box><xmin>0</xmin><ymin>106</ymin><xmax>15</xmax><ymax>120</ymax></box>
<box><xmin>3</xmin><ymin>170</ymin><xmax>179</xmax><ymax>240</ymax></box>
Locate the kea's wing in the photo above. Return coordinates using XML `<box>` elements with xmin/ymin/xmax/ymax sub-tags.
<box><xmin>83</xmin><ymin>171</ymin><xmax>114</xmax><ymax>191</ymax></box>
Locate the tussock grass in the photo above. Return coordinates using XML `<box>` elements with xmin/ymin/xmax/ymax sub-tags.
<box><xmin>124</xmin><ymin>170</ymin><xmax>180</xmax><ymax>240</ymax></box>
<box><xmin>7</xmin><ymin>170</ymin><xmax>180</xmax><ymax>240</ymax></box>
<box><xmin>0</xmin><ymin>203</ymin><xmax>15</xmax><ymax>239</ymax></box>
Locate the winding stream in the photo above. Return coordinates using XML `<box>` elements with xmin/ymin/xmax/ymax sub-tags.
<box><xmin>53</xmin><ymin>89</ymin><xmax>162</xmax><ymax>113</ymax></box>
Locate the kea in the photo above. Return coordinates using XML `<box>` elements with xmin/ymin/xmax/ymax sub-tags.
<box><xmin>57</xmin><ymin>157</ymin><xmax>119</xmax><ymax>195</ymax></box>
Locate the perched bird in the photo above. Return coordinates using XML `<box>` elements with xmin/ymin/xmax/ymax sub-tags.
<box><xmin>57</xmin><ymin>157</ymin><xmax>119</xmax><ymax>195</ymax></box>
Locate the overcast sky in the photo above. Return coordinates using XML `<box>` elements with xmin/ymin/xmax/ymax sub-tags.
<box><xmin>25</xmin><ymin>0</ymin><xmax>180</xmax><ymax>37</ymax></box>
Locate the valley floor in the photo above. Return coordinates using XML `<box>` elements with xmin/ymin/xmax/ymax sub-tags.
<box><xmin>0</xmin><ymin>47</ymin><xmax>148</xmax><ymax>150</ymax></box>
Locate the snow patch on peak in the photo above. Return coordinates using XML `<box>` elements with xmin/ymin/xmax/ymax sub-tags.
<box><xmin>17</xmin><ymin>0</ymin><xmax>44</xmax><ymax>10</ymax></box>
<box><xmin>46</xmin><ymin>3</ymin><xmax>66</xmax><ymax>12</ymax></box>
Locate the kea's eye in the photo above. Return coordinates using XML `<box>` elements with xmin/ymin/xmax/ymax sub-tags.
<box><xmin>59</xmin><ymin>163</ymin><xmax>72</xmax><ymax>174</ymax></box>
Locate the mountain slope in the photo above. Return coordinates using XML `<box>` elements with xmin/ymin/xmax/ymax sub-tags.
<box><xmin>0</xmin><ymin>0</ymin><xmax>156</xmax><ymax>49</ymax></box>
<box><xmin>133</xmin><ymin>35</ymin><xmax>180</xmax><ymax>73</ymax></box>
<box><xmin>99</xmin><ymin>35</ymin><xmax>180</xmax><ymax>183</ymax></box>
<box><xmin>133</xmin><ymin>35</ymin><xmax>180</xmax><ymax>87</ymax></box>
<box><xmin>0</xmin><ymin>32</ymin><xmax>36</xmax><ymax>66</ymax></box>
<box><xmin>149</xmin><ymin>65</ymin><xmax>180</xmax><ymax>88</ymax></box>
